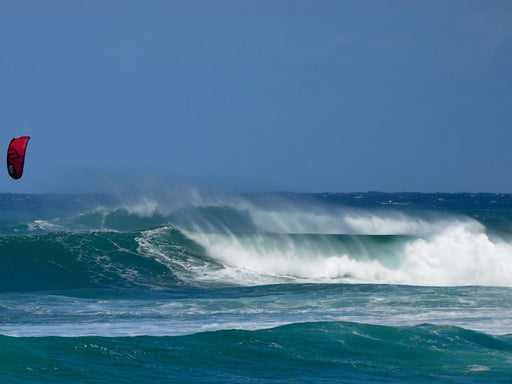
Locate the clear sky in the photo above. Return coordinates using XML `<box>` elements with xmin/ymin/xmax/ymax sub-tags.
<box><xmin>2</xmin><ymin>1</ymin><xmax>512</xmax><ymax>193</ymax></box>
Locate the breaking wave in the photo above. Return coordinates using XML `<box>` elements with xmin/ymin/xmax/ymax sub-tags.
<box><xmin>2</xmin><ymin>192</ymin><xmax>512</xmax><ymax>290</ymax></box>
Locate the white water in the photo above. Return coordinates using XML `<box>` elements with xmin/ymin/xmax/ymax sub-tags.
<box><xmin>2</xmin><ymin>285</ymin><xmax>512</xmax><ymax>337</ymax></box>
<box><xmin>179</xmin><ymin>207</ymin><xmax>512</xmax><ymax>287</ymax></box>
<box><xmin>31</xmin><ymin>194</ymin><xmax>512</xmax><ymax>288</ymax></box>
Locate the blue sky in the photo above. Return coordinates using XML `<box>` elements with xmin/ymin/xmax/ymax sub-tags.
<box><xmin>2</xmin><ymin>1</ymin><xmax>512</xmax><ymax>193</ymax></box>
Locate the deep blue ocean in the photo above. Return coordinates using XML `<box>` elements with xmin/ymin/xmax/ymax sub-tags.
<box><xmin>2</xmin><ymin>191</ymin><xmax>512</xmax><ymax>383</ymax></box>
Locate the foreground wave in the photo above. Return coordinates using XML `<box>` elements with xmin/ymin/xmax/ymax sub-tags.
<box><xmin>1</xmin><ymin>322</ymin><xmax>511</xmax><ymax>383</ymax></box>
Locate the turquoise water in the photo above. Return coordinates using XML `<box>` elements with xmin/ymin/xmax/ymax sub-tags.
<box><xmin>1</xmin><ymin>192</ymin><xmax>512</xmax><ymax>382</ymax></box>
<box><xmin>2</xmin><ymin>322</ymin><xmax>512</xmax><ymax>383</ymax></box>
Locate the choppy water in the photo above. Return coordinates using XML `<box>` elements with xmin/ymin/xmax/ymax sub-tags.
<box><xmin>2</xmin><ymin>191</ymin><xmax>512</xmax><ymax>383</ymax></box>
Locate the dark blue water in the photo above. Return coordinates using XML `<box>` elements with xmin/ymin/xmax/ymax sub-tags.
<box><xmin>2</xmin><ymin>192</ymin><xmax>512</xmax><ymax>383</ymax></box>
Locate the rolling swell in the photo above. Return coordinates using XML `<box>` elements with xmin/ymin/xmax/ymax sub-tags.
<box><xmin>0</xmin><ymin>322</ymin><xmax>511</xmax><ymax>383</ymax></box>
<box><xmin>0</xmin><ymin>229</ymin><xmax>207</xmax><ymax>292</ymax></box>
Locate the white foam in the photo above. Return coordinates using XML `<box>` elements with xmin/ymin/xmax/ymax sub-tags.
<box><xmin>184</xmin><ymin>218</ymin><xmax>512</xmax><ymax>287</ymax></box>
<box><xmin>397</xmin><ymin>224</ymin><xmax>512</xmax><ymax>286</ymax></box>
<box><xmin>27</xmin><ymin>219</ymin><xmax>64</xmax><ymax>232</ymax></box>
<box><xmin>127</xmin><ymin>196</ymin><xmax>512</xmax><ymax>288</ymax></box>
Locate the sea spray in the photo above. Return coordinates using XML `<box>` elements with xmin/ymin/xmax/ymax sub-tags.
<box><xmin>2</xmin><ymin>192</ymin><xmax>512</xmax><ymax>383</ymax></box>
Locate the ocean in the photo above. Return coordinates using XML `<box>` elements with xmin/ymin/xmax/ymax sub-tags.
<box><xmin>1</xmin><ymin>191</ymin><xmax>512</xmax><ymax>383</ymax></box>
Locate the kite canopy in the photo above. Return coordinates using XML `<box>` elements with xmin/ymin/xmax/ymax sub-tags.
<box><xmin>7</xmin><ymin>136</ymin><xmax>30</xmax><ymax>180</ymax></box>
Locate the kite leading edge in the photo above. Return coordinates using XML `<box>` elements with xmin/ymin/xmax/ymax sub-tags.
<box><xmin>7</xmin><ymin>136</ymin><xmax>30</xmax><ymax>180</ymax></box>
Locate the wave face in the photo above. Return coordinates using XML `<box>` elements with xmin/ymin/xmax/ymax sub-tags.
<box><xmin>2</xmin><ymin>192</ymin><xmax>512</xmax><ymax>382</ymax></box>
<box><xmin>2</xmin><ymin>192</ymin><xmax>512</xmax><ymax>290</ymax></box>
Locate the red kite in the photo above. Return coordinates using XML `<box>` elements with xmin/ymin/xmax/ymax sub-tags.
<box><xmin>7</xmin><ymin>136</ymin><xmax>30</xmax><ymax>180</ymax></box>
